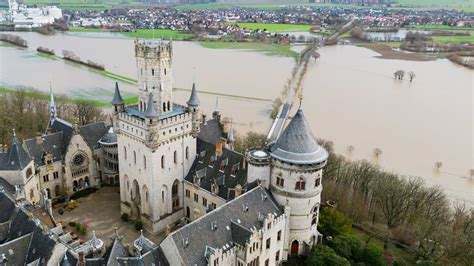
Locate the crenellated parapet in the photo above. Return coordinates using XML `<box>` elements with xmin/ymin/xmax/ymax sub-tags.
<box><xmin>134</xmin><ymin>39</ymin><xmax>172</xmax><ymax>60</ymax></box>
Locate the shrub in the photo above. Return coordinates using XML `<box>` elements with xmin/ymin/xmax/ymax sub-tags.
<box><xmin>134</xmin><ymin>219</ymin><xmax>143</xmax><ymax>231</ymax></box>
<box><xmin>78</xmin><ymin>224</ymin><xmax>87</xmax><ymax>235</ymax></box>
<box><xmin>70</xmin><ymin>187</ymin><xmax>97</xmax><ymax>200</ymax></box>
<box><xmin>318</xmin><ymin>208</ymin><xmax>353</xmax><ymax>237</ymax></box>
<box><xmin>68</xmin><ymin>221</ymin><xmax>76</xmax><ymax>227</ymax></box>
<box><xmin>329</xmin><ymin>234</ymin><xmax>362</xmax><ymax>261</ymax></box>
<box><xmin>306</xmin><ymin>245</ymin><xmax>351</xmax><ymax>266</ymax></box>
<box><xmin>361</xmin><ymin>243</ymin><xmax>385</xmax><ymax>266</ymax></box>
<box><xmin>121</xmin><ymin>213</ymin><xmax>129</xmax><ymax>222</ymax></box>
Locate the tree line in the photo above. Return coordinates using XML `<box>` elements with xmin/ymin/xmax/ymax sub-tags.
<box><xmin>232</xmin><ymin>132</ymin><xmax>473</xmax><ymax>264</ymax></box>
<box><xmin>0</xmin><ymin>88</ymin><xmax>106</xmax><ymax>146</ymax></box>
<box><xmin>318</xmin><ymin>139</ymin><xmax>473</xmax><ymax>265</ymax></box>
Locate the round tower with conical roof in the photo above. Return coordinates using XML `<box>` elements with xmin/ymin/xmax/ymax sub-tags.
<box><xmin>268</xmin><ymin>106</ymin><xmax>328</xmax><ymax>257</ymax></box>
<box><xmin>186</xmin><ymin>83</ymin><xmax>200</xmax><ymax>137</ymax></box>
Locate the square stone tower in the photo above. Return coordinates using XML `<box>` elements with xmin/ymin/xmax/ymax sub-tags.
<box><xmin>135</xmin><ymin>40</ymin><xmax>173</xmax><ymax>114</ymax></box>
<box><xmin>112</xmin><ymin>40</ymin><xmax>198</xmax><ymax>234</ymax></box>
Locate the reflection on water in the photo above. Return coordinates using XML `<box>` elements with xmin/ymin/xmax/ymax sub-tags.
<box><xmin>0</xmin><ymin>32</ymin><xmax>472</xmax><ymax>205</ymax></box>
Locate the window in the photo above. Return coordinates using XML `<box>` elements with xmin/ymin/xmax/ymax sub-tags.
<box><xmin>161</xmin><ymin>155</ymin><xmax>165</xmax><ymax>169</ymax></box>
<box><xmin>174</xmin><ymin>151</ymin><xmax>177</xmax><ymax>164</ymax></box>
<box><xmin>163</xmin><ymin>102</ymin><xmax>166</xmax><ymax>112</ymax></box>
<box><xmin>73</xmin><ymin>154</ymin><xmax>85</xmax><ymax>166</ymax></box>
<box><xmin>152</xmin><ymin>68</ymin><xmax>155</xmax><ymax>76</ymax></box>
<box><xmin>265</xmin><ymin>259</ymin><xmax>269</xmax><ymax>266</ymax></box>
<box><xmin>124</xmin><ymin>147</ymin><xmax>127</xmax><ymax>160</ymax></box>
<box><xmin>26</xmin><ymin>167</ymin><xmax>33</xmax><ymax>177</ymax></box>
<box><xmin>267</xmin><ymin>222</ymin><xmax>271</xmax><ymax>230</ymax></box>
<box><xmin>133</xmin><ymin>151</ymin><xmax>136</xmax><ymax>164</ymax></box>
<box><xmin>162</xmin><ymin>190</ymin><xmax>165</xmax><ymax>202</ymax></box>
<box><xmin>276</xmin><ymin>176</ymin><xmax>284</xmax><ymax>187</ymax></box>
<box><xmin>295</xmin><ymin>176</ymin><xmax>306</xmax><ymax>191</ymax></box>
<box><xmin>277</xmin><ymin>230</ymin><xmax>282</xmax><ymax>241</ymax></box>
<box><xmin>276</xmin><ymin>251</ymin><xmax>280</xmax><ymax>262</ymax></box>
<box><xmin>266</xmin><ymin>238</ymin><xmax>271</xmax><ymax>249</ymax></box>
<box><xmin>143</xmin><ymin>155</ymin><xmax>146</xmax><ymax>169</ymax></box>
<box><xmin>213</xmin><ymin>258</ymin><xmax>218</xmax><ymax>266</ymax></box>
<box><xmin>202</xmin><ymin>197</ymin><xmax>207</xmax><ymax>207</ymax></box>
<box><xmin>194</xmin><ymin>193</ymin><xmax>199</xmax><ymax>202</ymax></box>
<box><xmin>210</xmin><ymin>203</ymin><xmax>217</xmax><ymax>210</ymax></box>
<box><xmin>231</xmin><ymin>164</ymin><xmax>238</xmax><ymax>176</ymax></box>
<box><xmin>185</xmin><ymin>146</ymin><xmax>189</xmax><ymax>159</ymax></box>
<box><xmin>164</xmin><ymin>68</ymin><xmax>167</xmax><ymax>75</ymax></box>
<box><xmin>312</xmin><ymin>205</ymin><xmax>319</xmax><ymax>226</ymax></box>
<box><xmin>53</xmin><ymin>171</ymin><xmax>59</xmax><ymax>179</ymax></box>
<box><xmin>185</xmin><ymin>189</ymin><xmax>190</xmax><ymax>198</ymax></box>
<box><xmin>315</xmin><ymin>178</ymin><xmax>321</xmax><ymax>187</ymax></box>
<box><xmin>43</xmin><ymin>174</ymin><xmax>49</xmax><ymax>182</ymax></box>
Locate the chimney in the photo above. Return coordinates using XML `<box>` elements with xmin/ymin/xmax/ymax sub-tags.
<box><xmin>35</xmin><ymin>133</ymin><xmax>43</xmax><ymax>145</ymax></box>
<box><xmin>78</xmin><ymin>251</ymin><xmax>85</xmax><ymax>266</ymax></box>
<box><xmin>46</xmin><ymin>127</ymin><xmax>52</xmax><ymax>135</ymax></box>
<box><xmin>215</xmin><ymin>139</ymin><xmax>223</xmax><ymax>157</ymax></box>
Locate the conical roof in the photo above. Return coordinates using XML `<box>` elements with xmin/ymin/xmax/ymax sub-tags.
<box><xmin>111</xmin><ymin>82</ymin><xmax>124</xmax><ymax>105</ymax></box>
<box><xmin>186</xmin><ymin>83</ymin><xmax>200</xmax><ymax>106</ymax></box>
<box><xmin>270</xmin><ymin>109</ymin><xmax>328</xmax><ymax>164</ymax></box>
<box><xmin>144</xmin><ymin>93</ymin><xmax>159</xmax><ymax>118</ymax></box>
<box><xmin>1</xmin><ymin>130</ymin><xmax>32</xmax><ymax>170</ymax></box>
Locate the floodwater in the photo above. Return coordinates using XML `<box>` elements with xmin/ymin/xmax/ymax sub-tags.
<box><xmin>0</xmin><ymin>32</ymin><xmax>473</xmax><ymax>205</ymax></box>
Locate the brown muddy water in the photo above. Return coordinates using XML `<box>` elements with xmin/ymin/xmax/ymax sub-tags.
<box><xmin>0</xmin><ymin>32</ymin><xmax>472</xmax><ymax>205</ymax></box>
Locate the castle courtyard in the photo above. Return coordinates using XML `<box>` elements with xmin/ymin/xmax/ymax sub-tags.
<box><xmin>53</xmin><ymin>187</ymin><xmax>165</xmax><ymax>247</ymax></box>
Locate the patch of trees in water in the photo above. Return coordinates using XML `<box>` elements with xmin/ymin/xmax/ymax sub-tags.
<box><xmin>0</xmin><ymin>33</ymin><xmax>28</xmax><ymax>48</ymax></box>
<box><xmin>62</xmin><ymin>50</ymin><xmax>105</xmax><ymax>70</ymax></box>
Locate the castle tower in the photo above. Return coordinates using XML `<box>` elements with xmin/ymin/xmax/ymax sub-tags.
<box><xmin>268</xmin><ymin>106</ymin><xmax>328</xmax><ymax>256</ymax></box>
<box><xmin>186</xmin><ymin>83</ymin><xmax>200</xmax><ymax>137</ymax></box>
<box><xmin>135</xmin><ymin>39</ymin><xmax>173</xmax><ymax>114</ymax></box>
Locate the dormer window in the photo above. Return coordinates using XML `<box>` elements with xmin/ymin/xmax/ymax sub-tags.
<box><xmin>295</xmin><ymin>177</ymin><xmax>306</xmax><ymax>191</ymax></box>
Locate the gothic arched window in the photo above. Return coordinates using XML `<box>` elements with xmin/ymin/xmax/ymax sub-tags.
<box><xmin>185</xmin><ymin>146</ymin><xmax>189</xmax><ymax>159</ymax></box>
<box><xmin>174</xmin><ymin>151</ymin><xmax>177</xmax><ymax>164</ymax></box>
<box><xmin>124</xmin><ymin>147</ymin><xmax>127</xmax><ymax>160</ymax></box>
<box><xmin>311</xmin><ymin>205</ymin><xmax>319</xmax><ymax>226</ymax></box>
<box><xmin>133</xmin><ymin>151</ymin><xmax>136</xmax><ymax>164</ymax></box>
<box><xmin>161</xmin><ymin>155</ymin><xmax>165</xmax><ymax>169</ymax></box>
<box><xmin>167</xmin><ymin>101</ymin><xmax>170</xmax><ymax>111</ymax></box>
<box><xmin>143</xmin><ymin>155</ymin><xmax>146</xmax><ymax>169</ymax></box>
<box><xmin>163</xmin><ymin>102</ymin><xmax>166</xmax><ymax>112</ymax></box>
<box><xmin>295</xmin><ymin>176</ymin><xmax>306</xmax><ymax>191</ymax></box>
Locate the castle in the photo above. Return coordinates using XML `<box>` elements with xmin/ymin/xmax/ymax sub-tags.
<box><xmin>0</xmin><ymin>39</ymin><xmax>328</xmax><ymax>265</ymax></box>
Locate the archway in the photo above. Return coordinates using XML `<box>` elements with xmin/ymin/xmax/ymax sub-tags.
<box><xmin>291</xmin><ymin>240</ymin><xmax>299</xmax><ymax>256</ymax></box>
<box><xmin>79</xmin><ymin>178</ymin><xmax>84</xmax><ymax>189</ymax></box>
<box><xmin>84</xmin><ymin>176</ymin><xmax>89</xmax><ymax>187</ymax></box>
<box><xmin>172</xmin><ymin>179</ymin><xmax>180</xmax><ymax>211</ymax></box>
<box><xmin>73</xmin><ymin>180</ymin><xmax>78</xmax><ymax>192</ymax></box>
<box><xmin>55</xmin><ymin>185</ymin><xmax>60</xmax><ymax>198</ymax></box>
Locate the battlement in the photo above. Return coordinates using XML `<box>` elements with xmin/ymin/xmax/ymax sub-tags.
<box><xmin>134</xmin><ymin>39</ymin><xmax>172</xmax><ymax>59</ymax></box>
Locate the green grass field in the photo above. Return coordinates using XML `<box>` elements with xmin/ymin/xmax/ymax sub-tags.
<box><xmin>69</xmin><ymin>27</ymin><xmax>104</xmax><ymax>32</ymax></box>
<box><xmin>121</xmin><ymin>29</ymin><xmax>192</xmax><ymax>40</ymax></box>
<box><xmin>411</xmin><ymin>25</ymin><xmax>474</xmax><ymax>31</ymax></box>
<box><xmin>175</xmin><ymin>2</ymin><xmax>368</xmax><ymax>10</ymax></box>
<box><xmin>432</xmin><ymin>35</ymin><xmax>474</xmax><ymax>43</ymax></box>
<box><xmin>200</xmin><ymin>41</ymin><xmax>299</xmax><ymax>61</ymax></box>
<box><xmin>225</xmin><ymin>22</ymin><xmax>312</xmax><ymax>32</ymax></box>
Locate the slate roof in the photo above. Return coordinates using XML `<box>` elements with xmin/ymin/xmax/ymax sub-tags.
<box><xmin>0</xmin><ymin>133</ymin><xmax>32</xmax><ymax>171</ymax></box>
<box><xmin>111</xmin><ymin>82</ymin><xmax>124</xmax><ymax>105</ymax></box>
<box><xmin>270</xmin><ymin>108</ymin><xmax>328</xmax><ymax>165</ymax></box>
<box><xmin>167</xmin><ymin>186</ymin><xmax>283</xmax><ymax>266</ymax></box>
<box><xmin>185</xmin><ymin>139</ymin><xmax>252</xmax><ymax>201</ymax></box>
<box><xmin>144</xmin><ymin>93</ymin><xmax>159</xmax><ymax>118</ymax></box>
<box><xmin>116</xmin><ymin>247</ymin><xmax>169</xmax><ymax>266</ymax></box>
<box><xmin>0</xmin><ymin>190</ymin><xmax>57</xmax><ymax>265</ymax></box>
<box><xmin>23</xmin><ymin>132</ymin><xmax>64</xmax><ymax>167</ymax></box>
<box><xmin>49</xmin><ymin>118</ymin><xmax>74</xmax><ymax>155</ymax></box>
<box><xmin>104</xmin><ymin>237</ymin><xmax>130</xmax><ymax>266</ymax></box>
<box><xmin>79</xmin><ymin>122</ymin><xmax>109</xmax><ymax>150</ymax></box>
<box><xmin>186</xmin><ymin>83</ymin><xmax>200</xmax><ymax>106</ymax></box>
<box><xmin>198</xmin><ymin>119</ymin><xmax>225</xmax><ymax>146</ymax></box>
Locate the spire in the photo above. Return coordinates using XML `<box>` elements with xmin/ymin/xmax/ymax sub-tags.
<box><xmin>144</xmin><ymin>93</ymin><xmax>159</xmax><ymax>118</ymax></box>
<box><xmin>214</xmin><ymin>97</ymin><xmax>219</xmax><ymax>113</ymax></box>
<box><xmin>111</xmin><ymin>82</ymin><xmax>124</xmax><ymax>105</ymax></box>
<box><xmin>49</xmin><ymin>82</ymin><xmax>56</xmax><ymax>119</ymax></box>
<box><xmin>228</xmin><ymin>120</ymin><xmax>234</xmax><ymax>143</ymax></box>
<box><xmin>186</xmin><ymin>83</ymin><xmax>200</xmax><ymax>106</ymax></box>
<box><xmin>6</xmin><ymin>129</ymin><xmax>32</xmax><ymax>170</ymax></box>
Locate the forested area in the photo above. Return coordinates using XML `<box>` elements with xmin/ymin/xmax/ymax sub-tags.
<box><xmin>0</xmin><ymin>88</ymin><xmax>106</xmax><ymax>145</ymax></box>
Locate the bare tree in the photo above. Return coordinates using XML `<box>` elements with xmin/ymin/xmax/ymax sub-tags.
<box><xmin>408</xmin><ymin>71</ymin><xmax>416</xmax><ymax>82</ymax></box>
<box><xmin>72</xmin><ymin>100</ymin><xmax>106</xmax><ymax>126</ymax></box>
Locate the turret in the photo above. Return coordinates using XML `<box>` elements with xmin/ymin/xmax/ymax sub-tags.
<box><xmin>268</xmin><ymin>104</ymin><xmax>328</xmax><ymax>255</ymax></box>
<box><xmin>111</xmin><ymin>82</ymin><xmax>125</xmax><ymax>113</ymax></box>
<box><xmin>186</xmin><ymin>82</ymin><xmax>200</xmax><ymax>137</ymax></box>
<box><xmin>144</xmin><ymin>93</ymin><xmax>159</xmax><ymax>149</ymax></box>
<box><xmin>48</xmin><ymin>84</ymin><xmax>57</xmax><ymax>128</ymax></box>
